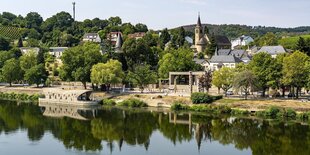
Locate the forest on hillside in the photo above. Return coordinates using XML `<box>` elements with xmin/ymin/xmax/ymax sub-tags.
<box><xmin>181</xmin><ymin>24</ymin><xmax>310</xmax><ymax>39</ymax></box>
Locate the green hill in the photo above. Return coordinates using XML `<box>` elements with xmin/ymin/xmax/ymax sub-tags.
<box><xmin>278</xmin><ymin>34</ymin><xmax>310</xmax><ymax>49</ymax></box>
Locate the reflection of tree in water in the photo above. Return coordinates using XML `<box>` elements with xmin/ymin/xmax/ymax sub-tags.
<box><xmin>91</xmin><ymin>108</ymin><xmax>158</xmax><ymax>152</ymax></box>
<box><xmin>1</xmin><ymin>101</ymin><xmax>310</xmax><ymax>155</ymax></box>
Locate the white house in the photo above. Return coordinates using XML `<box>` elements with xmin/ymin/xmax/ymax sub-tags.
<box><xmin>231</xmin><ymin>35</ymin><xmax>254</xmax><ymax>49</ymax></box>
<box><xmin>209</xmin><ymin>55</ymin><xmax>243</xmax><ymax>71</ymax></box>
<box><xmin>19</xmin><ymin>47</ymin><xmax>40</xmax><ymax>55</ymax></box>
<box><xmin>49</xmin><ymin>47</ymin><xmax>68</xmax><ymax>59</ymax></box>
<box><xmin>82</xmin><ymin>33</ymin><xmax>101</xmax><ymax>43</ymax></box>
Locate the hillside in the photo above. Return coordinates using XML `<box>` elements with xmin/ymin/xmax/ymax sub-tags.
<box><xmin>278</xmin><ymin>35</ymin><xmax>310</xmax><ymax>50</ymax></box>
<box><xmin>180</xmin><ymin>24</ymin><xmax>310</xmax><ymax>40</ymax></box>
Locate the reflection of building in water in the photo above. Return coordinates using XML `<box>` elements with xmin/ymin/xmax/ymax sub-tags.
<box><xmin>168</xmin><ymin>112</ymin><xmax>211</xmax><ymax>151</ymax></box>
<box><xmin>39</xmin><ymin>103</ymin><xmax>99</xmax><ymax>120</ymax></box>
<box><xmin>39</xmin><ymin>88</ymin><xmax>99</xmax><ymax>105</ymax></box>
<box><xmin>169</xmin><ymin>113</ymin><xmax>193</xmax><ymax>133</ymax></box>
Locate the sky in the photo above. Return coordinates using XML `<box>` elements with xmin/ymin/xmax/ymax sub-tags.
<box><xmin>0</xmin><ymin>0</ymin><xmax>309</xmax><ymax>30</ymax></box>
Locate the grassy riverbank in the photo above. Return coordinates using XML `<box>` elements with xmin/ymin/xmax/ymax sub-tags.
<box><xmin>0</xmin><ymin>92</ymin><xmax>40</xmax><ymax>103</ymax></box>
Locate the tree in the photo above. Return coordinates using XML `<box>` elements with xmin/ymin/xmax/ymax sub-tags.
<box><xmin>256</xmin><ymin>32</ymin><xmax>278</xmax><ymax>46</ymax></box>
<box><xmin>296</xmin><ymin>37</ymin><xmax>310</xmax><ymax>55</ymax></box>
<box><xmin>158</xmin><ymin>47</ymin><xmax>202</xmax><ymax>78</ymax></box>
<box><xmin>108</xmin><ymin>16</ymin><xmax>122</xmax><ymax>26</ymax></box>
<box><xmin>122</xmin><ymin>38</ymin><xmax>156</xmax><ymax>71</ymax></box>
<box><xmin>0</xmin><ymin>36</ymin><xmax>10</xmax><ymax>51</ymax></box>
<box><xmin>9</xmin><ymin>48</ymin><xmax>22</xmax><ymax>58</ymax></box>
<box><xmin>205</xmin><ymin>35</ymin><xmax>217</xmax><ymax>57</ymax></box>
<box><xmin>90</xmin><ymin>60</ymin><xmax>124</xmax><ymax>91</ymax></box>
<box><xmin>212</xmin><ymin>67</ymin><xmax>235</xmax><ymax>96</ymax></box>
<box><xmin>19</xmin><ymin>51</ymin><xmax>37</xmax><ymax>72</ymax></box>
<box><xmin>283</xmin><ymin>51</ymin><xmax>310</xmax><ymax>98</ymax></box>
<box><xmin>128</xmin><ymin>65</ymin><xmax>157</xmax><ymax>93</ymax></box>
<box><xmin>1</xmin><ymin>58</ymin><xmax>23</xmax><ymax>86</ymax></box>
<box><xmin>248</xmin><ymin>52</ymin><xmax>273</xmax><ymax>97</ymax></box>
<box><xmin>60</xmin><ymin>42</ymin><xmax>103</xmax><ymax>89</ymax></box>
<box><xmin>159</xmin><ymin>28</ymin><xmax>171</xmax><ymax>48</ymax></box>
<box><xmin>135</xmin><ymin>23</ymin><xmax>148</xmax><ymax>32</ymax></box>
<box><xmin>25</xmin><ymin>12</ymin><xmax>43</xmax><ymax>30</ymax></box>
<box><xmin>234</xmin><ymin>70</ymin><xmax>256</xmax><ymax>100</ymax></box>
<box><xmin>24</xmin><ymin>64</ymin><xmax>47</xmax><ymax>87</ymax></box>
<box><xmin>268</xmin><ymin>53</ymin><xmax>287</xmax><ymax>96</ymax></box>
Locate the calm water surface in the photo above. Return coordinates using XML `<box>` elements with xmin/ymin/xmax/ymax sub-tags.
<box><xmin>0</xmin><ymin>101</ymin><xmax>309</xmax><ymax>155</ymax></box>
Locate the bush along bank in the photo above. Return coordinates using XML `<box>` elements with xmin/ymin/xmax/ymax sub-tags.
<box><xmin>101</xmin><ymin>98</ymin><xmax>148</xmax><ymax>108</ymax></box>
<box><xmin>190</xmin><ymin>92</ymin><xmax>223</xmax><ymax>104</ymax></box>
<box><xmin>0</xmin><ymin>92</ymin><xmax>40</xmax><ymax>103</ymax></box>
<box><xmin>171</xmin><ymin>102</ymin><xmax>310</xmax><ymax>122</ymax></box>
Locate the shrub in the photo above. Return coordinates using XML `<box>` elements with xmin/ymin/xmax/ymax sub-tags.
<box><xmin>102</xmin><ymin>99</ymin><xmax>116</xmax><ymax>106</ymax></box>
<box><xmin>212</xmin><ymin>95</ymin><xmax>223</xmax><ymax>101</ymax></box>
<box><xmin>117</xmin><ymin>98</ymin><xmax>147</xmax><ymax>108</ymax></box>
<box><xmin>214</xmin><ymin>105</ymin><xmax>232</xmax><ymax>114</ymax></box>
<box><xmin>171</xmin><ymin>102</ymin><xmax>189</xmax><ymax>111</ymax></box>
<box><xmin>191</xmin><ymin>92</ymin><xmax>213</xmax><ymax>104</ymax></box>
<box><xmin>277</xmin><ymin>108</ymin><xmax>297</xmax><ymax>119</ymax></box>
<box><xmin>0</xmin><ymin>92</ymin><xmax>39</xmax><ymax>102</ymax></box>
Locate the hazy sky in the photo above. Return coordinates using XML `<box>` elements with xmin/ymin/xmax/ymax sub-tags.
<box><xmin>0</xmin><ymin>0</ymin><xmax>309</xmax><ymax>30</ymax></box>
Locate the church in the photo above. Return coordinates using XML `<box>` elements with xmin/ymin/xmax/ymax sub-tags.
<box><xmin>193</xmin><ymin>15</ymin><xmax>231</xmax><ymax>53</ymax></box>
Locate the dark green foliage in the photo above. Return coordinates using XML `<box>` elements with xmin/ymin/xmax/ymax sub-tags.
<box><xmin>191</xmin><ymin>92</ymin><xmax>214</xmax><ymax>104</ymax></box>
<box><xmin>171</xmin><ymin>102</ymin><xmax>189</xmax><ymax>111</ymax></box>
<box><xmin>0</xmin><ymin>36</ymin><xmax>10</xmax><ymax>50</ymax></box>
<box><xmin>101</xmin><ymin>99</ymin><xmax>116</xmax><ymax>106</ymax></box>
<box><xmin>0</xmin><ymin>92</ymin><xmax>40</xmax><ymax>102</ymax></box>
<box><xmin>117</xmin><ymin>98</ymin><xmax>148</xmax><ymax>108</ymax></box>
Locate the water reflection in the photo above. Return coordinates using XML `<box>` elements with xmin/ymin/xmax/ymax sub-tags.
<box><xmin>0</xmin><ymin>101</ymin><xmax>310</xmax><ymax>155</ymax></box>
<box><xmin>39</xmin><ymin>102</ymin><xmax>99</xmax><ymax>120</ymax></box>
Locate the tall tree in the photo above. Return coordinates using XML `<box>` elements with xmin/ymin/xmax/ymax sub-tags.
<box><xmin>283</xmin><ymin>51</ymin><xmax>310</xmax><ymax>98</ymax></box>
<box><xmin>90</xmin><ymin>60</ymin><xmax>124</xmax><ymax>91</ymax></box>
<box><xmin>60</xmin><ymin>42</ymin><xmax>103</xmax><ymax>89</ymax></box>
<box><xmin>158</xmin><ymin>47</ymin><xmax>202</xmax><ymax>78</ymax></box>
<box><xmin>128</xmin><ymin>65</ymin><xmax>157</xmax><ymax>93</ymax></box>
<box><xmin>0</xmin><ymin>36</ymin><xmax>10</xmax><ymax>51</ymax></box>
<box><xmin>249</xmin><ymin>52</ymin><xmax>274</xmax><ymax>97</ymax></box>
<box><xmin>1</xmin><ymin>58</ymin><xmax>23</xmax><ymax>86</ymax></box>
<box><xmin>19</xmin><ymin>51</ymin><xmax>37</xmax><ymax>72</ymax></box>
<box><xmin>135</xmin><ymin>23</ymin><xmax>148</xmax><ymax>32</ymax></box>
<box><xmin>296</xmin><ymin>37</ymin><xmax>310</xmax><ymax>55</ymax></box>
<box><xmin>212</xmin><ymin>67</ymin><xmax>235</xmax><ymax>96</ymax></box>
<box><xmin>25</xmin><ymin>12</ymin><xmax>43</xmax><ymax>31</ymax></box>
<box><xmin>159</xmin><ymin>28</ymin><xmax>171</xmax><ymax>47</ymax></box>
<box><xmin>234</xmin><ymin>70</ymin><xmax>256</xmax><ymax>100</ymax></box>
<box><xmin>122</xmin><ymin>38</ymin><xmax>156</xmax><ymax>71</ymax></box>
<box><xmin>205</xmin><ymin>35</ymin><xmax>217</xmax><ymax>57</ymax></box>
<box><xmin>24</xmin><ymin>64</ymin><xmax>47</xmax><ymax>87</ymax></box>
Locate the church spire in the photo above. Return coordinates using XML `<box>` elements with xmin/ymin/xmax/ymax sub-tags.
<box><xmin>197</xmin><ymin>12</ymin><xmax>202</xmax><ymax>27</ymax></box>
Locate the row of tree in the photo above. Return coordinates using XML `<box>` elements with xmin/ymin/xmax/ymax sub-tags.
<box><xmin>213</xmin><ymin>51</ymin><xmax>310</xmax><ymax>99</ymax></box>
<box><xmin>0</xmin><ymin>49</ymin><xmax>47</xmax><ymax>87</ymax></box>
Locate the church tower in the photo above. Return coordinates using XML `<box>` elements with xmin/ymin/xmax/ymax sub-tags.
<box><xmin>195</xmin><ymin>13</ymin><xmax>203</xmax><ymax>46</ymax></box>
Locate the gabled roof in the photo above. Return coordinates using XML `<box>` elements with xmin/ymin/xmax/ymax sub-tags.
<box><xmin>210</xmin><ymin>55</ymin><xmax>243</xmax><ymax>63</ymax></box>
<box><xmin>257</xmin><ymin>46</ymin><xmax>286</xmax><ymax>55</ymax></box>
<box><xmin>217</xmin><ymin>49</ymin><xmax>231</xmax><ymax>55</ymax></box>
<box><xmin>83</xmin><ymin>33</ymin><xmax>99</xmax><ymax>38</ymax></box>
<box><xmin>214</xmin><ymin>35</ymin><xmax>231</xmax><ymax>46</ymax></box>
<box><xmin>49</xmin><ymin>47</ymin><xmax>68</xmax><ymax>52</ymax></box>
<box><xmin>193</xmin><ymin>58</ymin><xmax>208</xmax><ymax>65</ymax></box>
<box><xmin>230</xmin><ymin>50</ymin><xmax>246</xmax><ymax>58</ymax></box>
<box><xmin>128</xmin><ymin>32</ymin><xmax>146</xmax><ymax>39</ymax></box>
<box><xmin>197</xmin><ymin>37</ymin><xmax>207</xmax><ymax>45</ymax></box>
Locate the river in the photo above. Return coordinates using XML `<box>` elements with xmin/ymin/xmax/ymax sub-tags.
<box><xmin>0</xmin><ymin>100</ymin><xmax>309</xmax><ymax>155</ymax></box>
